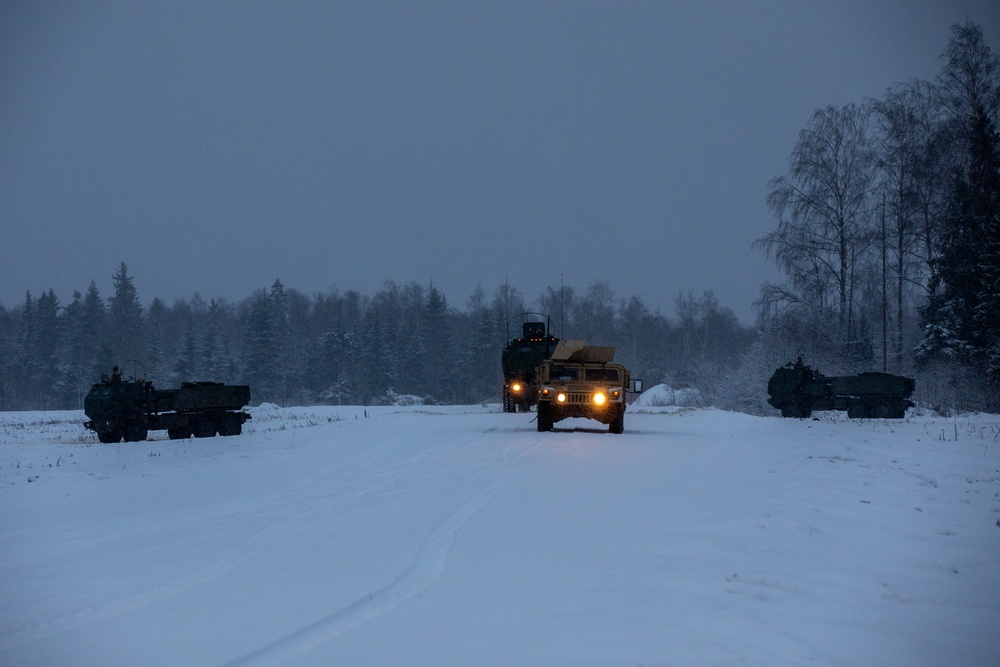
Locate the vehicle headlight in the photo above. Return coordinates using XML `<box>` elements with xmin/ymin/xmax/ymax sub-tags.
<box><xmin>556</xmin><ymin>393</ymin><xmax>567</xmax><ymax>403</ymax></box>
<box><xmin>593</xmin><ymin>391</ymin><xmax>607</xmax><ymax>406</ymax></box>
<box><xmin>541</xmin><ymin>388</ymin><xmax>551</xmax><ymax>397</ymax></box>
<box><xmin>511</xmin><ymin>383</ymin><xmax>522</xmax><ymax>393</ymax></box>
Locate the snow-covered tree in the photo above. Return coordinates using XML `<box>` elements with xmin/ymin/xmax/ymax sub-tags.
<box><xmin>108</xmin><ymin>262</ymin><xmax>144</xmax><ymax>369</ymax></box>
<box><xmin>757</xmin><ymin>103</ymin><xmax>878</xmax><ymax>350</ymax></box>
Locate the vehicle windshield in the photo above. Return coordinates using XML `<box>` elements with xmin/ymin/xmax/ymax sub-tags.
<box><xmin>586</xmin><ymin>368</ymin><xmax>620</xmax><ymax>382</ymax></box>
<box><xmin>547</xmin><ymin>366</ymin><xmax>579</xmax><ymax>381</ymax></box>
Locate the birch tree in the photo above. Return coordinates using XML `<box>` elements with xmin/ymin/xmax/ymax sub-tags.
<box><xmin>756</xmin><ymin>103</ymin><xmax>877</xmax><ymax>350</ymax></box>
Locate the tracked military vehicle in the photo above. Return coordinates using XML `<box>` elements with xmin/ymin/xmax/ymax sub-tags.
<box><xmin>501</xmin><ymin>315</ymin><xmax>559</xmax><ymax>412</ymax></box>
<box><xmin>84</xmin><ymin>369</ymin><xmax>251</xmax><ymax>442</ymax></box>
<box><xmin>535</xmin><ymin>340</ymin><xmax>642</xmax><ymax>433</ymax></box>
<box><xmin>767</xmin><ymin>359</ymin><xmax>914</xmax><ymax>419</ymax></box>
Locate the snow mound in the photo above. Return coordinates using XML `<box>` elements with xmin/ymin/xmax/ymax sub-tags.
<box><xmin>633</xmin><ymin>383</ymin><xmax>702</xmax><ymax>407</ymax></box>
<box><xmin>383</xmin><ymin>390</ymin><xmax>425</xmax><ymax>406</ymax></box>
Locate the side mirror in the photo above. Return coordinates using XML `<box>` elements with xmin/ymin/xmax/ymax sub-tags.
<box><xmin>629</xmin><ymin>379</ymin><xmax>643</xmax><ymax>393</ymax></box>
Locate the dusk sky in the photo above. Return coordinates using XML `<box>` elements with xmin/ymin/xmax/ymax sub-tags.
<box><xmin>3</xmin><ymin>1</ymin><xmax>999</xmax><ymax>322</ymax></box>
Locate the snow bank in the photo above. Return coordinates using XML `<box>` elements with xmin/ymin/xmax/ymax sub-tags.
<box><xmin>632</xmin><ymin>382</ymin><xmax>703</xmax><ymax>407</ymax></box>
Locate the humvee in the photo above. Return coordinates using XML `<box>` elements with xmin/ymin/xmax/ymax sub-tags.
<box><xmin>534</xmin><ymin>340</ymin><xmax>642</xmax><ymax>433</ymax></box>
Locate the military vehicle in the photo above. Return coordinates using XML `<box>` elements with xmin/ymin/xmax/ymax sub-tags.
<box><xmin>767</xmin><ymin>359</ymin><xmax>914</xmax><ymax>419</ymax></box>
<box><xmin>84</xmin><ymin>369</ymin><xmax>251</xmax><ymax>442</ymax></box>
<box><xmin>534</xmin><ymin>340</ymin><xmax>642</xmax><ymax>433</ymax></box>
<box><xmin>501</xmin><ymin>314</ymin><xmax>559</xmax><ymax>412</ymax></box>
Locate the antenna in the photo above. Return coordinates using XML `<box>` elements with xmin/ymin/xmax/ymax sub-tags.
<box><xmin>560</xmin><ymin>273</ymin><xmax>565</xmax><ymax>338</ymax></box>
<box><xmin>504</xmin><ymin>275</ymin><xmax>509</xmax><ymax>334</ymax></box>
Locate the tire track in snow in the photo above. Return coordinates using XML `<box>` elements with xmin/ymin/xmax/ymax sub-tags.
<box><xmin>0</xmin><ymin>420</ymin><xmax>483</xmax><ymax>650</ymax></box>
<box><xmin>2</xmin><ymin>412</ymin><xmax>541</xmax><ymax>655</ymax></box>
<box><xmin>221</xmin><ymin>471</ymin><xmax>512</xmax><ymax>667</ymax></box>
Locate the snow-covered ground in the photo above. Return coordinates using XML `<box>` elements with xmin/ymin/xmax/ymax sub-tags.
<box><xmin>1</xmin><ymin>404</ymin><xmax>998</xmax><ymax>666</ymax></box>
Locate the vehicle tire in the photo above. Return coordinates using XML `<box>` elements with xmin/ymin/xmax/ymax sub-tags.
<box><xmin>781</xmin><ymin>400</ymin><xmax>811</xmax><ymax>419</ymax></box>
<box><xmin>536</xmin><ymin>404</ymin><xmax>553</xmax><ymax>432</ymax></box>
<box><xmin>609</xmin><ymin>407</ymin><xmax>625</xmax><ymax>434</ymax></box>
<box><xmin>871</xmin><ymin>400</ymin><xmax>892</xmax><ymax>419</ymax></box>
<box><xmin>194</xmin><ymin>419</ymin><xmax>216</xmax><ymax>438</ymax></box>
<box><xmin>502</xmin><ymin>389</ymin><xmax>514</xmax><ymax>413</ymax></box>
<box><xmin>97</xmin><ymin>430</ymin><xmax>121</xmax><ymax>443</ymax></box>
<box><xmin>218</xmin><ymin>414</ymin><xmax>242</xmax><ymax>436</ymax></box>
<box><xmin>123</xmin><ymin>423</ymin><xmax>148</xmax><ymax>442</ymax></box>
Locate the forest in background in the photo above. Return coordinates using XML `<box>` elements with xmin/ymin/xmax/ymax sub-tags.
<box><xmin>0</xmin><ymin>266</ymin><xmax>752</xmax><ymax>411</ymax></box>
<box><xmin>2</xmin><ymin>21</ymin><xmax>998</xmax><ymax>416</ymax></box>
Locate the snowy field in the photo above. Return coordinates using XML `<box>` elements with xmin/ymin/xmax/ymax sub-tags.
<box><xmin>1</xmin><ymin>404</ymin><xmax>998</xmax><ymax>666</ymax></box>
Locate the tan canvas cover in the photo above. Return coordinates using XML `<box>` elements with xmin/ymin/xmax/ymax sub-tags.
<box><xmin>550</xmin><ymin>339</ymin><xmax>615</xmax><ymax>363</ymax></box>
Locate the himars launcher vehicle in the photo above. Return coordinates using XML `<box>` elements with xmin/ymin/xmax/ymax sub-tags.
<box><xmin>501</xmin><ymin>315</ymin><xmax>559</xmax><ymax>412</ymax></box>
<box><xmin>767</xmin><ymin>359</ymin><xmax>914</xmax><ymax>419</ymax></box>
<box><xmin>84</xmin><ymin>368</ymin><xmax>251</xmax><ymax>443</ymax></box>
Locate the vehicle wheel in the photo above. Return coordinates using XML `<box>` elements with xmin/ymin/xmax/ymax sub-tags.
<box><xmin>502</xmin><ymin>389</ymin><xmax>514</xmax><ymax>413</ymax></box>
<box><xmin>218</xmin><ymin>414</ymin><xmax>242</xmax><ymax>436</ymax></box>
<box><xmin>97</xmin><ymin>430</ymin><xmax>121</xmax><ymax>443</ymax></box>
<box><xmin>871</xmin><ymin>401</ymin><xmax>892</xmax><ymax>419</ymax></box>
<box><xmin>536</xmin><ymin>404</ymin><xmax>553</xmax><ymax>432</ymax></box>
<box><xmin>847</xmin><ymin>401</ymin><xmax>867</xmax><ymax>419</ymax></box>
<box><xmin>194</xmin><ymin>419</ymin><xmax>216</xmax><ymax>438</ymax></box>
<box><xmin>780</xmin><ymin>401</ymin><xmax>811</xmax><ymax>419</ymax></box>
<box><xmin>123</xmin><ymin>423</ymin><xmax>148</xmax><ymax>442</ymax></box>
<box><xmin>609</xmin><ymin>407</ymin><xmax>624</xmax><ymax>434</ymax></box>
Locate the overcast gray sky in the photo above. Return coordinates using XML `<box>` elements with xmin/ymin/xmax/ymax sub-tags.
<box><xmin>3</xmin><ymin>1</ymin><xmax>999</xmax><ymax>322</ymax></box>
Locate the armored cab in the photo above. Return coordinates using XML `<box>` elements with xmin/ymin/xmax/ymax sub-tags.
<box><xmin>84</xmin><ymin>371</ymin><xmax>251</xmax><ymax>443</ymax></box>
<box><xmin>534</xmin><ymin>340</ymin><xmax>642</xmax><ymax>433</ymax></box>
<box><xmin>767</xmin><ymin>360</ymin><xmax>914</xmax><ymax>419</ymax></box>
<box><xmin>501</xmin><ymin>317</ymin><xmax>559</xmax><ymax>412</ymax></box>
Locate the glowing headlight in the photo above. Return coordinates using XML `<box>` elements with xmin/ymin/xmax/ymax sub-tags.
<box><xmin>541</xmin><ymin>388</ymin><xmax>550</xmax><ymax>396</ymax></box>
<box><xmin>511</xmin><ymin>383</ymin><xmax>522</xmax><ymax>393</ymax></box>
<box><xmin>556</xmin><ymin>393</ymin><xmax>567</xmax><ymax>403</ymax></box>
<box><xmin>593</xmin><ymin>392</ymin><xmax>607</xmax><ymax>406</ymax></box>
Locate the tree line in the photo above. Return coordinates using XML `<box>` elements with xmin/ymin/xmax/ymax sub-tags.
<box><xmin>0</xmin><ymin>262</ymin><xmax>755</xmax><ymax>411</ymax></box>
<box><xmin>745</xmin><ymin>20</ymin><xmax>1000</xmax><ymax>414</ymax></box>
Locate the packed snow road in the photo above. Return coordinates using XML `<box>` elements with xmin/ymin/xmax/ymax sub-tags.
<box><xmin>1</xmin><ymin>405</ymin><xmax>998</xmax><ymax>666</ymax></box>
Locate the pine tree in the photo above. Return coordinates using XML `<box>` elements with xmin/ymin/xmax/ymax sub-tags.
<box><xmin>82</xmin><ymin>280</ymin><xmax>108</xmax><ymax>378</ymax></box>
<box><xmin>174</xmin><ymin>318</ymin><xmax>200</xmax><ymax>380</ymax></box>
<box><xmin>58</xmin><ymin>290</ymin><xmax>87</xmax><ymax>407</ymax></box>
<box><xmin>422</xmin><ymin>285</ymin><xmax>451</xmax><ymax>402</ymax></box>
<box><xmin>144</xmin><ymin>297</ymin><xmax>169</xmax><ymax>383</ymax></box>
<box><xmin>460</xmin><ymin>285</ymin><xmax>501</xmax><ymax>403</ymax></box>
<box><xmin>29</xmin><ymin>290</ymin><xmax>62</xmax><ymax>409</ymax></box>
<box><xmin>108</xmin><ymin>262</ymin><xmax>144</xmax><ymax>369</ymax></box>
<box><xmin>918</xmin><ymin>21</ymin><xmax>1000</xmax><ymax>378</ymax></box>
<box><xmin>243</xmin><ymin>290</ymin><xmax>279</xmax><ymax>403</ymax></box>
